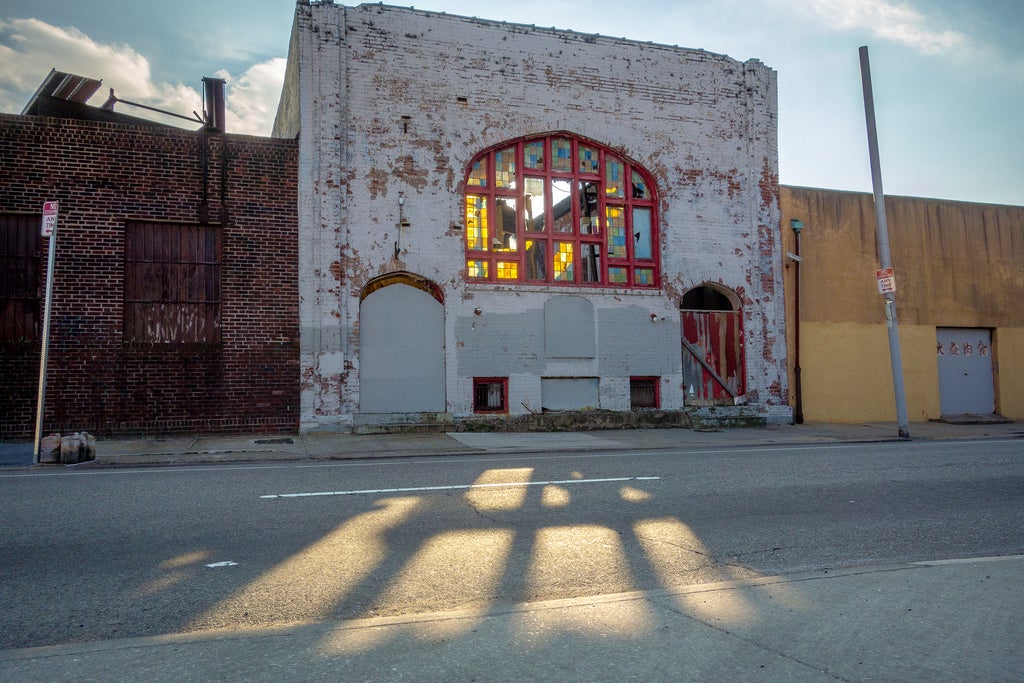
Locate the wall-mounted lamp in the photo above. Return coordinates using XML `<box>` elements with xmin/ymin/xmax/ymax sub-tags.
<box><xmin>790</xmin><ymin>219</ymin><xmax>804</xmax><ymax>234</ymax></box>
<box><xmin>395</xmin><ymin>193</ymin><xmax>408</xmax><ymax>258</ymax></box>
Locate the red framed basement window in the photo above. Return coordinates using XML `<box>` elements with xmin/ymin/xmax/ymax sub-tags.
<box><xmin>473</xmin><ymin>377</ymin><xmax>508</xmax><ymax>414</ymax></box>
<box><xmin>464</xmin><ymin>133</ymin><xmax>659</xmax><ymax>289</ymax></box>
<box><xmin>630</xmin><ymin>376</ymin><xmax>660</xmax><ymax>409</ymax></box>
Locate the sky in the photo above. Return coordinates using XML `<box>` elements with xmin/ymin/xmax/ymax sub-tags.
<box><xmin>1</xmin><ymin>0</ymin><xmax>1021</xmax><ymax>206</ymax></box>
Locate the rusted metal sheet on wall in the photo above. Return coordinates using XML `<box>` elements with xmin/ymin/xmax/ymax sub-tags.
<box><xmin>682</xmin><ymin>310</ymin><xmax>745</xmax><ymax>404</ymax></box>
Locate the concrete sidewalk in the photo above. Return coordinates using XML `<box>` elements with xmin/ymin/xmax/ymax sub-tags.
<box><xmin>2</xmin><ymin>555</ymin><xmax>1021</xmax><ymax>681</ymax></box>
<box><xmin>2</xmin><ymin>419</ymin><xmax>1021</xmax><ymax>468</ymax></box>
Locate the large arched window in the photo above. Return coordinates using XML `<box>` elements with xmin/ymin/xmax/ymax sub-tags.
<box><xmin>464</xmin><ymin>133</ymin><xmax>659</xmax><ymax>288</ymax></box>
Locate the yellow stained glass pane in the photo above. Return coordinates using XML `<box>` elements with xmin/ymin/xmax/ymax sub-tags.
<box><xmin>467</xmin><ymin>260</ymin><xmax>489</xmax><ymax>278</ymax></box>
<box><xmin>606</xmin><ymin>206</ymin><xmax>626</xmax><ymax>259</ymax></box>
<box><xmin>497</xmin><ymin>261</ymin><xmax>518</xmax><ymax>280</ymax></box>
<box><xmin>466</xmin><ymin>195</ymin><xmax>488</xmax><ymax>251</ymax></box>
<box><xmin>554</xmin><ymin>241</ymin><xmax>574</xmax><ymax>282</ymax></box>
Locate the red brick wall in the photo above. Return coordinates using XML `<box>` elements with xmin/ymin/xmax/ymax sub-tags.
<box><xmin>0</xmin><ymin>114</ymin><xmax>299</xmax><ymax>438</ymax></box>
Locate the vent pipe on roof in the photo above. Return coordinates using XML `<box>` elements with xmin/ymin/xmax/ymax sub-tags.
<box><xmin>202</xmin><ymin>77</ymin><xmax>226</xmax><ymax>132</ymax></box>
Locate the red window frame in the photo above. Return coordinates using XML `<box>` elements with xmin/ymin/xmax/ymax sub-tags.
<box><xmin>630</xmin><ymin>376</ymin><xmax>660</xmax><ymax>409</ymax></box>
<box><xmin>464</xmin><ymin>133</ymin><xmax>659</xmax><ymax>289</ymax></box>
<box><xmin>473</xmin><ymin>377</ymin><xmax>508</xmax><ymax>414</ymax></box>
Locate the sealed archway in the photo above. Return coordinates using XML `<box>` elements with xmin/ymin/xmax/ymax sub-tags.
<box><xmin>359</xmin><ymin>273</ymin><xmax>445</xmax><ymax>413</ymax></box>
<box><xmin>681</xmin><ymin>285</ymin><xmax>746</xmax><ymax>405</ymax></box>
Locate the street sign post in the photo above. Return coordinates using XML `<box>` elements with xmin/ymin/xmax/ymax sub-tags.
<box><xmin>33</xmin><ymin>201</ymin><xmax>59</xmax><ymax>464</ymax></box>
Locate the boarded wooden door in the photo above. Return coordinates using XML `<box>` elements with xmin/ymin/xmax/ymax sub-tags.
<box><xmin>681</xmin><ymin>310</ymin><xmax>745</xmax><ymax>405</ymax></box>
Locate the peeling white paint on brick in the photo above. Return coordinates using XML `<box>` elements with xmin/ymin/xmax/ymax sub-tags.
<box><xmin>277</xmin><ymin>3</ymin><xmax>790</xmax><ymax>430</ymax></box>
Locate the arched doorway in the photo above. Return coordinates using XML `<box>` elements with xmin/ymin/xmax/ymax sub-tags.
<box><xmin>681</xmin><ymin>285</ymin><xmax>746</xmax><ymax>405</ymax></box>
<box><xmin>359</xmin><ymin>273</ymin><xmax>445</xmax><ymax>413</ymax></box>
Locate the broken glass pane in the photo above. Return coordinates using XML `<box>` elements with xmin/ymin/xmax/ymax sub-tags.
<box><xmin>581</xmin><ymin>243</ymin><xmax>601</xmax><ymax>282</ymax></box>
<box><xmin>525</xmin><ymin>240</ymin><xmax>547</xmax><ymax>280</ymax></box>
<box><xmin>551</xmin><ymin>180</ymin><xmax>572</xmax><ymax>232</ymax></box>
<box><xmin>525</xmin><ymin>177</ymin><xmax>546</xmax><ymax>232</ymax></box>
<box><xmin>578</xmin><ymin>181</ymin><xmax>599</xmax><ymax>234</ymax></box>
<box><xmin>633</xmin><ymin>207</ymin><xmax>652</xmax><ymax>259</ymax></box>
<box><xmin>495</xmin><ymin>198</ymin><xmax>518</xmax><ymax>251</ymax></box>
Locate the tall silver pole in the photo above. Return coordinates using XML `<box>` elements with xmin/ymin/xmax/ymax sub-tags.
<box><xmin>859</xmin><ymin>46</ymin><xmax>910</xmax><ymax>438</ymax></box>
<box><xmin>33</xmin><ymin>216</ymin><xmax>58</xmax><ymax>463</ymax></box>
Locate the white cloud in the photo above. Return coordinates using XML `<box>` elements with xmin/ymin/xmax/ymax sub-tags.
<box><xmin>217</xmin><ymin>58</ymin><xmax>286</xmax><ymax>136</ymax></box>
<box><xmin>0</xmin><ymin>18</ymin><xmax>283</xmax><ymax>134</ymax></box>
<box><xmin>804</xmin><ymin>0</ymin><xmax>967</xmax><ymax>54</ymax></box>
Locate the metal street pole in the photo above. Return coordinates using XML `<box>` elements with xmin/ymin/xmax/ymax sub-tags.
<box><xmin>859</xmin><ymin>46</ymin><xmax>910</xmax><ymax>439</ymax></box>
<box><xmin>33</xmin><ymin>202</ymin><xmax>59</xmax><ymax>463</ymax></box>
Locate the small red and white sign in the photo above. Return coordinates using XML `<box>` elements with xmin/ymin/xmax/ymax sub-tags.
<box><xmin>876</xmin><ymin>267</ymin><xmax>896</xmax><ymax>294</ymax></box>
<box><xmin>41</xmin><ymin>201</ymin><xmax>59</xmax><ymax>237</ymax></box>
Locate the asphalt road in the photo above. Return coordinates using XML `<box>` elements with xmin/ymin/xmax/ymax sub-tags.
<box><xmin>2</xmin><ymin>438</ymin><xmax>1022</xmax><ymax>650</ymax></box>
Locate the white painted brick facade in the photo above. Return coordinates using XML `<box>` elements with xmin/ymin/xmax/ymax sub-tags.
<box><xmin>275</xmin><ymin>1</ymin><xmax>790</xmax><ymax>430</ymax></box>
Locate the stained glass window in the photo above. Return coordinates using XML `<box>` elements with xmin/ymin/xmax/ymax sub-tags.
<box><xmin>631</xmin><ymin>170</ymin><xmax>648</xmax><ymax>199</ymax></box>
<box><xmin>524</xmin><ymin>141</ymin><xmax>544</xmax><ymax>170</ymax></box>
<box><xmin>606</xmin><ymin>206</ymin><xmax>627</xmax><ymax>259</ymax></box>
<box><xmin>464</xmin><ymin>134</ymin><xmax>658</xmax><ymax>288</ymax></box>
<box><xmin>554</xmin><ymin>242</ymin><xmax>574</xmax><ymax>282</ymax></box>
<box><xmin>468</xmin><ymin>158</ymin><xmax>487</xmax><ymax>187</ymax></box>
<box><xmin>495</xmin><ymin>146</ymin><xmax>516</xmax><ymax>189</ymax></box>
<box><xmin>466</xmin><ymin>195</ymin><xmax>488</xmax><ymax>251</ymax></box>
<box><xmin>606</xmin><ymin>159</ymin><xmax>624</xmax><ymax>198</ymax></box>
<box><xmin>552</xmin><ymin>138</ymin><xmax>572</xmax><ymax>173</ymax></box>
<box><xmin>579</xmin><ymin>145</ymin><xmax>599</xmax><ymax>174</ymax></box>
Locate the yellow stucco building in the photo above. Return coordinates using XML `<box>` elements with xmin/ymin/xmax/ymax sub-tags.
<box><xmin>780</xmin><ymin>186</ymin><xmax>1024</xmax><ymax>423</ymax></box>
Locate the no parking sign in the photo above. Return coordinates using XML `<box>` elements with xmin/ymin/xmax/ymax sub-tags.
<box><xmin>41</xmin><ymin>201</ymin><xmax>58</xmax><ymax>237</ymax></box>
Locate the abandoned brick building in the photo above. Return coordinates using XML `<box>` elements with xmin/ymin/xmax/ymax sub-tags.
<box><xmin>273</xmin><ymin>2</ymin><xmax>791</xmax><ymax>432</ymax></box>
<box><xmin>0</xmin><ymin>72</ymin><xmax>299</xmax><ymax>438</ymax></box>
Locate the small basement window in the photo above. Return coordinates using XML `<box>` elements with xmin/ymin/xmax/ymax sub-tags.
<box><xmin>473</xmin><ymin>377</ymin><xmax>508</xmax><ymax>413</ymax></box>
<box><xmin>630</xmin><ymin>377</ymin><xmax>659</xmax><ymax>409</ymax></box>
